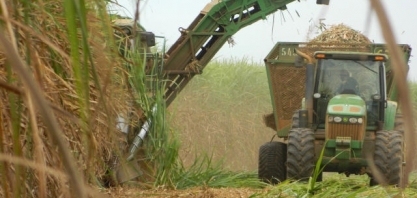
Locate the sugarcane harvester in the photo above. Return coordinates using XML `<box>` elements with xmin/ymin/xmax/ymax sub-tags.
<box><xmin>259</xmin><ymin>42</ymin><xmax>411</xmax><ymax>186</ymax></box>
<box><xmin>118</xmin><ymin>0</ymin><xmax>330</xmax><ymax>167</ymax></box>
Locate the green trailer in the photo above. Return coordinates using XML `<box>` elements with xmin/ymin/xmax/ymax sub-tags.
<box><xmin>259</xmin><ymin>42</ymin><xmax>412</xmax><ymax>186</ymax></box>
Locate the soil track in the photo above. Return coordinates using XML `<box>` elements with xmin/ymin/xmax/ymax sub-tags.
<box><xmin>107</xmin><ymin>186</ymin><xmax>266</xmax><ymax>198</ymax></box>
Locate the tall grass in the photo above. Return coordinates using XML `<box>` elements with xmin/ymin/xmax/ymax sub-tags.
<box><xmin>0</xmin><ymin>0</ymin><xmax>167</xmax><ymax>197</ymax></box>
<box><xmin>0</xmin><ymin>0</ymin><xmax>416</xmax><ymax>197</ymax></box>
<box><xmin>169</xmin><ymin>57</ymin><xmax>274</xmax><ymax>172</ymax></box>
<box><xmin>258</xmin><ymin>173</ymin><xmax>417</xmax><ymax>197</ymax></box>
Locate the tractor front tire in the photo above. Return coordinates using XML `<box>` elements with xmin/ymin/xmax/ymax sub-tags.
<box><xmin>258</xmin><ymin>141</ymin><xmax>287</xmax><ymax>184</ymax></box>
<box><xmin>370</xmin><ymin>130</ymin><xmax>403</xmax><ymax>186</ymax></box>
<box><xmin>287</xmin><ymin>128</ymin><xmax>315</xmax><ymax>181</ymax></box>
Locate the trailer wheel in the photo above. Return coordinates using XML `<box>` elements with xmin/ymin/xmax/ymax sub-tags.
<box><xmin>258</xmin><ymin>141</ymin><xmax>287</xmax><ymax>184</ymax></box>
<box><xmin>287</xmin><ymin>128</ymin><xmax>315</xmax><ymax>181</ymax></box>
<box><xmin>370</xmin><ymin>130</ymin><xmax>403</xmax><ymax>186</ymax></box>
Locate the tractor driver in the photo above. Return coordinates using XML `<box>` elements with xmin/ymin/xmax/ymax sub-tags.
<box><xmin>336</xmin><ymin>69</ymin><xmax>359</xmax><ymax>94</ymax></box>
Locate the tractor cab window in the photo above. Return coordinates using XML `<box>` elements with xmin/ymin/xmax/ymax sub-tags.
<box><xmin>316</xmin><ymin>59</ymin><xmax>381</xmax><ymax>100</ymax></box>
<box><xmin>315</xmin><ymin>59</ymin><xmax>383</xmax><ymax>126</ymax></box>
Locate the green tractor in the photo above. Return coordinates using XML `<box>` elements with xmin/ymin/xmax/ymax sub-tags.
<box><xmin>259</xmin><ymin>42</ymin><xmax>411</xmax><ymax>185</ymax></box>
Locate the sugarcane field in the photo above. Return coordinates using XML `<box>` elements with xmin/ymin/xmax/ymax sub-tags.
<box><xmin>0</xmin><ymin>0</ymin><xmax>416</xmax><ymax>197</ymax></box>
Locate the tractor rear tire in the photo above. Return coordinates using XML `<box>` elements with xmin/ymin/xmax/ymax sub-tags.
<box><xmin>370</xmin><ymin>130</ymin><xmax>403</xmax><ymax>186</ymax></box>
<box><xmin>258</xmin><ymin>141</ymin><xmax>287</xmax><ymax>184</ymax></box>
<box><xmin>287</xmin><ymin>128</ymin><xmax>315</xmax><ymax>181</ymax></box>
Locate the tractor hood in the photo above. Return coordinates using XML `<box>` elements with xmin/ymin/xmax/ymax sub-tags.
<box><xmin>327</xmin><ymin>95</ymin><xmax>366</xmax><ymax>116</ymax></box>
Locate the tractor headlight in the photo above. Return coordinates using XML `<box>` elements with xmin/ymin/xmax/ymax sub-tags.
<box><xmin>358</xmin><ymin>118</ymin><xmax>363</xmax><ymax>124</ymax></box>
<box><xmin>328</xmin><ymin>116</ymin><xmax>333</xmax><ymax>122</ymax></box>
<box><xmin>349</xmin><ymin>117</ymin><xmax>358</xmax><ymax>123</ymax></box>
<box><xmin>334</xmin><ymin>116</ymin><xmax>342</xmax><ymax>123</ymax></box>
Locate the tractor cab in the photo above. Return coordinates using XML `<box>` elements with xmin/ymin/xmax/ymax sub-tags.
<box><xmin>312</xmin><ymin>52</ymin><xmax>388</xmax><ymax>130</ymax></box>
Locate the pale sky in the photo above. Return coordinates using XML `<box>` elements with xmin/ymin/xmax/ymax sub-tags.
<box><xmin>110</xmin><ymin>0</ymin><xmax>417</xmax><ymax>81</ymax></box>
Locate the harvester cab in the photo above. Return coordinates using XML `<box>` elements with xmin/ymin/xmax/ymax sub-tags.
<box><xmin>259</xmin><ymin>42</ymin><xmax>411</xmax><ymax>186</ymax></box>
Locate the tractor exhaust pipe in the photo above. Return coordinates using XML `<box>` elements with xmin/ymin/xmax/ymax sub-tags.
<box><xmin>295</xmin><ymin>49</ymin><xmax>314</xmax><ymax>126</ymax></box>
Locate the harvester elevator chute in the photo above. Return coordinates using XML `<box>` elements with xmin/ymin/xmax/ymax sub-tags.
<box><xmin>162</xmin><ymin>0</ymin><xmax>305</xmax><ymax>106</ymax></box>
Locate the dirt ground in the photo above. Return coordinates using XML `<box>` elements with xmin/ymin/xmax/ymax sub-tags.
<box><xmin>106</xmin><ymin>188</ymin><xmax>262</xmax><ymax>198</ymax></box>
<box><xmin>106</xmin><ymin>186</ymin><xmax>267</xmax><ymax>198</ymax></box>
